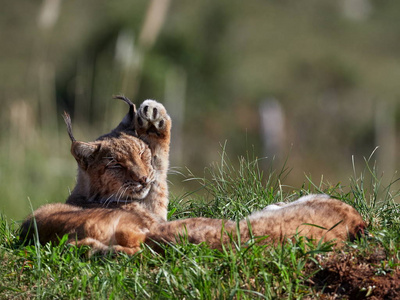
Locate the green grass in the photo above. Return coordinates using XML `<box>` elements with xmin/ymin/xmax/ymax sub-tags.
<box><xmin>1</xmin><ymin>151</ymin><xmax>399</xmax><ymax>299</ymax></box>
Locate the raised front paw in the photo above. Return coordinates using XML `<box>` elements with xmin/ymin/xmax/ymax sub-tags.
<box><xmin>136</xmin><ymin>99</ymin><xmax>171</xmax><ymax>137</ymax></box>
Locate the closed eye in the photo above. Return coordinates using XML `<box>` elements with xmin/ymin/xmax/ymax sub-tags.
<box><xmin>107</xmin><ymin>163</ymin><xmax>123</xmax><ymax>169</ymax></box>
<box><xmin>105</xmin><ymin>159</ymin><xmax>123</xmax><ymax>169</ymax></box>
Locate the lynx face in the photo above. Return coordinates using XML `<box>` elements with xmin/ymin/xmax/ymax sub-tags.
<box><xmin>65</xmin><ymin>98</ymin><xmax>171</xmax><ymax>220</ymax></box>
<box><xmin>71</xmin><ymin>133</ymin><xmax>155</xmax><ymax>205</ymax></box>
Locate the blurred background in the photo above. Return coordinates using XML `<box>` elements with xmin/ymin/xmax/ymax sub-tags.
<box><xmin>1</xmin><ymin>0</ymin><xmax>399</xmax><ymax>221</ymax></box>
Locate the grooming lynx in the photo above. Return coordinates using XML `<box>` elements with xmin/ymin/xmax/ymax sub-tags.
<box><xmin>64</xmin><ymin>97</ymin><xmax>171</xmax><ymax>220</ymax></box>
<box><xmin>20</xmin><ymin>98</ymin><xmax>366</xmax><ymax>255</ymax></box>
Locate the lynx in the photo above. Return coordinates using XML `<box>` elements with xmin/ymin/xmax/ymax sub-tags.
<box><xmin>20</xmin><ymin>97</ymin><xmax>172</xmax><ymax>253</ymax></box>
<box><xmin>21</xmin><ymin>195</ymin><xmax>365</xmax><ymax>256</ymax></box>
<box><xmin>64</xmin><ymin>96</ymin><xmax>171</xmax><ymax>220</ymax></box>
<box><xmin>20</xmin><ymin>98</ymin><xmax>366</xmax><ymax>255</ymax></box>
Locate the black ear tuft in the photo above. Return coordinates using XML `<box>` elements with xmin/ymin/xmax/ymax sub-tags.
<box><xmin>113</xmin><ymin>95</ymin><xmax>136</xmax><ymax>116</ymax></box>
<box><xmin>97</xmin><ymin>95</ymin><xmax>137</xmax><ymax>140</ymax></box>
<box><xmin>62</xmin><ymin>111</ymin><xmax>76</xmax><ymax>142</ymax></box>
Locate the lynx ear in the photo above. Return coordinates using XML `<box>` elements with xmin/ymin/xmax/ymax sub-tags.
<box><xmin>71</xmin><ymin>141</ymin><xmax>100</xmax><ymax>170</ymax></box>
<box><xmin>63</xmin><ymin>111</ymin><xmax>101</xmax><ymax>169</ymax></box>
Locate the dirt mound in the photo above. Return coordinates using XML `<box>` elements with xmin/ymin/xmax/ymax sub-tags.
<box><xmin>307</xmin><ymin>248</ymin><xmax>400</xmax><ymax>299</ymax></box>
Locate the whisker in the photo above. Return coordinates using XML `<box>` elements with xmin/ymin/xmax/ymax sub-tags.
<box><xmin>115</xmin><ymin>186</ymin><xmax>124</xmax><ymax>201</ymax></box>
<box><xmin>103</xmin><ymin>194</ymin><xmax>116</xmax><ymax>207</ymax></box>
<box><xmin>111</xmin><ymin>186</ymin><xmax>126</xmax><ymax>205</ymax></box>
<box><xmin>118</xmin><ymin>186</ymin><xmax>129</xmax><ymax>204</ymax></box>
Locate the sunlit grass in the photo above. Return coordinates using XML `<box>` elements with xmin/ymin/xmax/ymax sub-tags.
<box><xmin>0</xmin><ymin>149</ymin><xmax>399</xmax><ymax>299</ymax></box>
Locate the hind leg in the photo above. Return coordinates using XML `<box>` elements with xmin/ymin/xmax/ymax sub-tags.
<box><xmin>112</xmin><ymin>245</ymin><xmax>141</xmax><ymax>255</ymax></box>
<box><xmin>71</xmin><ymin>235</ymin><xmax>143</xmax><ymax>257</ymax></box>
<box><xmin>107</xmin><ymin>229</ymin><xmax>146</xmax><ymax>256</ymax></box>
<box><xmin>134</xmin><ymin>100</ymin><xmax>171</xmax><ymax>220</ymax></box>
<box><xmin>115</xmin><ymin>228</ymin><xmax>146</xmax><ymax>249</ymax></box>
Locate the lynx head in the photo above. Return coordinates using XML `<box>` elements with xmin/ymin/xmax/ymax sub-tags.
<box><xmin>63</xmin><ymin>99</ymin><xmax>155</xmax><ymax>207</ymax></box>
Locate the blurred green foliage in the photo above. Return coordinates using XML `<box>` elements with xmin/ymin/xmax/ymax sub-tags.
<box><xmin>0</xmin><ymin>0</ymin><xmax>399</xmax><ymax>220</ymax></box>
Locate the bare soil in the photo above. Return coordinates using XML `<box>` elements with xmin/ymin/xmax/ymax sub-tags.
<box><xmin>306</xmin><ymin>247</ymin><xmax>400</xmax><ymax>299</ymax></box>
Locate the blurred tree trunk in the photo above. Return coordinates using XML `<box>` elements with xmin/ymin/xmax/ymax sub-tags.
<box><xmin>120</xmin><ymin>0</ymin><xmax>171</xmax><ymax>100</ymax></box>
<box><xmin>165</xmin><ymin>66</ymin><xmax>187</xmax><ymax>167</ymax></box>
<box><xmin>259</xmin><ymin>99</ymin><xmax>285</xmax><ymax>159</ymax></box>
<box><xmin>36</xmin><ymin>0</ymin><xmax>62</xmax><ymax>135</ymax></box>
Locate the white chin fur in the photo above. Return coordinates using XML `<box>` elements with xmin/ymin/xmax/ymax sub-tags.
<box><xmin>102</xmin><ymin>185</ymin><xmax>151</xmax><ymax>204</ymax></box>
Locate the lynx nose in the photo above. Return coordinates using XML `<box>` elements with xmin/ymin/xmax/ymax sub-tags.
<box><xmin>137</xmin><ymin>176</ymin><xmax>147</xmax><ymax>185</ymax></box>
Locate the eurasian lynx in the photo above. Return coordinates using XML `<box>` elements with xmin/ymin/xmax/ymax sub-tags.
<box><xmin>20</xmin><ymin>98</ymin><xmax>366</xmax><ymax>255</ymax></box>
<box><xmin>64</xmin><ymin>97</ymin><xmax>171</xmax><ymax>220</ymax></box>
<box><xmin>21</xmin><ymin>97</ymin><xmax>172</xmax><ymax>254</ymax></box>
<box><xmin>22</xmin><ymin>195</ymin><xmax>365</xmax><ymax>256</ymax></box>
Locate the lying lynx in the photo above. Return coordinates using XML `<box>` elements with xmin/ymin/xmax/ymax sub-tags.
<box><xmin>21</xmin><ymin>195</ymin><xmax>365</xmax><ymax>256</ymax></box>
<box><xmin>64</xmin><ymin>97</ymin><xmax>171</xmax><ymax>220</ymax></box>
<box><xmin>20</xmin><ymin>97</ymin><xmax>366</xmax><ymax>255</ymax></box>
<box><xmin>21</xmin><ymin>97</ymin><xmax>171</xmax><ymax>253</ymax></box>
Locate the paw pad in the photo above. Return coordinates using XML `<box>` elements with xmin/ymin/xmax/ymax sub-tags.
<box><xmin>152</xmin><ymin>107</ymin><xmax>158</xmax><ymax>119</ymax></box>
<box><xmin>136</xmin><ymin>100</ymin><xmax>169</xmax><ymax>133</ymax></box>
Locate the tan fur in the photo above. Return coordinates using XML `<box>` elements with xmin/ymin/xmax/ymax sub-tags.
<box><xmin>147</xmin><ymin>195</ymin><xmax>366</xmax><ymax>250</ymax></box>
<box><xmin>65</xmin><ymin>99</ymin><xmax>171</xmax><ymax>220</ymax></box>
<box><xmin>20</xmin><ymin>203</ymin><xmax>159</xmax><ymax>256</ymax></box>
<box><xmin>21</xmin><ymin>194</ymin><xmax>365</xmax><ymax>256</ymax></box>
